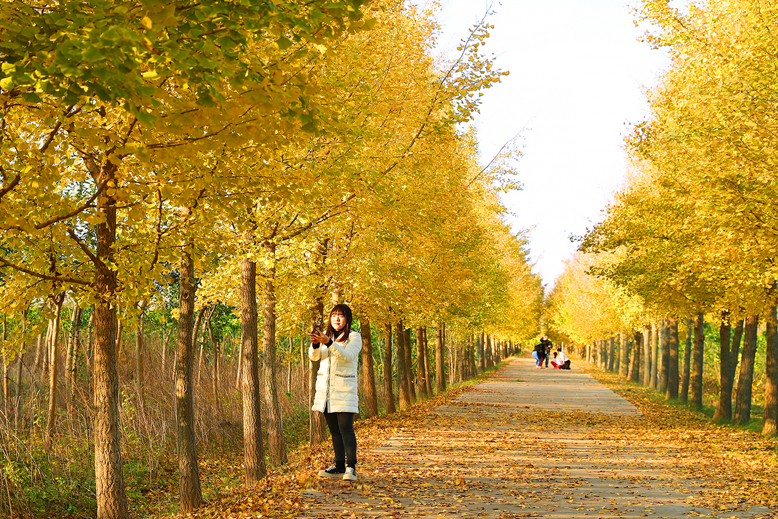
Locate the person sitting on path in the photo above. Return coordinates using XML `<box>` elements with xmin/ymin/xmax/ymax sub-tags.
<box><xmin>551</xmin><ymin>349</ymin><xmax>571</xmax><ymax>370</ymax></box>
<box><xmin>310</xmin><ymin>304</ymin><xmax>363</xmax><ymax>482</ymax></box>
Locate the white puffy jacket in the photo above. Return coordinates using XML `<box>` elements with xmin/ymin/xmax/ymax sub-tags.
<box><xmin>309</xmin><ymin>330</ymin><xmax>362</xmax><ymax>414</ymax></box>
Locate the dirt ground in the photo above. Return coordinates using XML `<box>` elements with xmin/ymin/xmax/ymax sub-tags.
<box><xmin>296</xmin><ymin>358</ymin><xmax>777</xmax><ymax>519</ymax></box>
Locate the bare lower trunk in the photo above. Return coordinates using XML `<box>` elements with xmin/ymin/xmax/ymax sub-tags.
<box><xmin>361</xmin><ymin>319</ymin><xmax>379</xmax><ymax>418</ymax></box>
<box><xmin>666</xmin><ymin>317</ymin><xmax>679</xmax><ymax>401</ymax></box>
<box><xmin>175</xmin><ymin>240</ymin><xmax>202</xmax><ymax>512</ymax></box>
<box><xmin>46</xmin><ymin>294</ymin><xmax>65</xmax><ymax>446</ymax></box>
<box><xmin>729</xmin><ymin>319</ymin><xmax>744</xmax><ymax>385</ymax></box>
<box><xmin>422</xmin><ymin>327</ymin><xmax>432</xmax><ymax>395</ymax></box>
<box><xmin>619</xmin><ymin>332</ymin><xmax>629</xmax><ymax>378</ymax></box>
<box><xmin>415</xmin><ymin>328</ymin><xmax>427</xmax><ymax>399</ymax></box>
<box><xmin>396</xmin><ymin>321</ymin><xmax>410</xmax><ymax>409</ymax></box>
<box><xmin>763</xmin><ymin>305</ymin><xmax>778</xmax><ymax>436</ymax></box>
<box><xmin>135</xmin><ymin>308</ymin><xmax>145</xmax><ymax>409</ymax></box>
<box><xmin>629</xmin><ymin>331</ymin><xmax>641</xmax><ymax>382</ymax></box>
<box><xmin>436</xmin><ymin>324</ymin><xmax>446</xmax><ymax>392</ymax></box>
<box><xmin>650</xmin><ymin>322</ymin><xmax>659</xmax><ymax>390</ymax></box>
<box><xmin>641</xmin><ymin>325</ymin><xmax>651</xmax><ymax>387</ymax></box>
<box><xmin>477</xmin><ymin>332</ymin><xmax>484</xmax><ymax>373</ymax></box>
<box><xmin>240</xmin><ymin>258</ymin><xmax>265</xmax><ymax>483</ymax></box>
<box><xmin>713</xmin><ymin>314</ymin><xmax>732</xmax><ymax>422</ymax></box>
<box><xmin>659</xmin><ymin>319</ymin><xmax>669</xmax><ymax>393</ymax></box>
<box><xmin>734</xmin><ymin>314</ymin><xmax>759</xmax><ymax>425</ymax></box>
<box><xmin>404</xmin><ymin>327</ymin><xmax>415</xmax><ymax>401</ymax></box>
<box><xmin>262</xmin><ymin>244</ymin><xmax>287</xmax><ymax>466</ymax></box>
<box><xmin>382</xmin><ymin>324</ymin><xmax>395</xmax><ymax>414</ymax></box>
<box><xmin>308</xmin><ymin>300</ymin><xmax>326</xmax><ymax>445</ymax></box>
<box><xmin>680</xmin><ymin>317</ymin><xmax>692</xmax><ymax>403</ymax></box>
<box><xmin>689</xmin><ymin>313</ymin><xmax>704</xmax><ymax>409</ymax></box>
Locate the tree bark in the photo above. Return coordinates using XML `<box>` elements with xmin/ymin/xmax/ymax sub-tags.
<box><xmin>134</xmin><ymin>304</ymin><xmax>146</xmax><ymax>409</ymax></box>
<box><xmin>308</xmin><ymin>299</ymin><xmax>326</xmax><ymax>445</ymax></box>
<box><xmin>729</xmin><ymin>318</ymin><xmax>744</xmax><ymax>385</ymax></box>
<box><xmin>436</xmin><ymin>324</ymin><xmax>446</xmax><ymax>392</ymax></box>
<box><xmin>92</xmin><ymin>161</ymin><xmax>129</xmax><ymax>519</ymax></box>
<box><xmin>415</xmin><ymin>328</ymin><xmax>428</xmax><ymax>399</ymax></box>
<box><xmin>422</xmin><ymin>327</ymin><xmax>432</xmax><ymax>395</ymax></box>
<box><xmin>382</xmin><ymin>323</ymin><xmax>395</xmax><ymax>414</ymax></box>
<box><xmin>262</xmin><ymin>243</ymin><xmax>287</xmax><ymax>466</ymax></box>
<box><xmin>240</xmin><ymin>258</ymin><xmax>266</xmax><ymax>483</ymax></box>
<box><xmin>763</xmin><ymin>305</ymin><xmax>778</xmax><ymax>436</ymax></box>
<box><xmin>650</xmin><ymin>322</ymin><xmax>659</xmax><ymax>390</ymax></box>
<box><xmin>680</xmin><ymin>317</ymin><xmax>692</xmax><ymax>403</ymax></box>
<box><xmin>404</xmin><ymin>327</ymin><xmax>415</xmax><ymax>401</ymax></box>
<box><xmin>642</xmin><ymin>325</ymin><xmax>652</xmax><ymax>387</ymax></box>
<box><xmin>176</xmin><ymin>240</ymin><xmax>203</xmax><ymax>512</ymax></box>
<box><xmin>713</xmin><ymin>314</ymin><xmax>732</xmax><ymax>422</ymax></box>
<box><xmin>361</xmin><ymin>319</ymin><xmax>379</xmax><ymax>418</ymax></box>
<box><xmin>629</xmin><ymin>331</ymin><xmax>641</xmax><ymax>382</ymax></box>
<box><xmin>396</xmin><ymin>321</ymin><xmax>411</xmax><ymax>409</ymax></box>
<box><xmin>46</xmin><ymin>294</ymin><xmax>65</xmax><ymax>447</ymax></box>
<box><xmin>618</xmin><ymin>332</ymin><xmax>628</xmax><ymax>378</ymax></box>
<box><xmin>689</xmin><ymin>313</ymin><xmax>704</xmax><ymax>409</ymax></box>
<box><xmin>734</xmin><ymin>314</ymin><xmax>759</xmax><ymax>425</ymax></box>
<box><xmin>666</xmin><ymin>317</ymin><xmax>679</xmax><ymax>400</ymax></box>
<box><xmin>659</xmin><ymin>319</ymin><xmax>669</xmax><ymax>393</ymax></box>
<box><xmin>477</xmin><ymin>332</ymin><xmax>485</xmax><ymax>373</ymax></box>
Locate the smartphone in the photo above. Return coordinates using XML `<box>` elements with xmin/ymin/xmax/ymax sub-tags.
<box><xmin>312</xmin><ymin>321</ymin><xmax>323</xmax><ymax>333</ymax></box>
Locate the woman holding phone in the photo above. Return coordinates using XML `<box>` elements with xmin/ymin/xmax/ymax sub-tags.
<box><xmin>309</xmin><ymin>303</ymin><xmax>363</xmax><ymax>481</ymax></box>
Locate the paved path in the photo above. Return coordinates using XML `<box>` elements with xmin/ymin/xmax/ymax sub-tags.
<box><xmin>299</xmin><ymin>357</ymin><xmax>775</xmax><ymax>518</ymax></box>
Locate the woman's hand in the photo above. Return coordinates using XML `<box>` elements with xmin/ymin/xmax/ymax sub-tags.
<box><xmin>310</xmin><ymin>330</ymin><xmax>330</xmax><ymax>345</ymax></box>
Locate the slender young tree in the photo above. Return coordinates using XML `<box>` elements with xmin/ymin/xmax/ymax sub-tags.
<box><xmin>382</xmin><ymin>324</ymin><xmax>395</xmax><ymax>414</ymax></box>
<box><xmin>689</xmin><ymin>313</ymin><xmax>705</xmax><ymax>409</ymax></box>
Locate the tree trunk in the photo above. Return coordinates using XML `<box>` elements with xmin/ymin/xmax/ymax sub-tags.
<box><xmin>92</xmin><ymin>161</ymin><xmax>129</xmax><ymax>519</ymax></box>
<box><xmin>134</xmin><ymin>305</ymin><xmax>145</xmax><ymax>409</ymax></box>
<box><xmin>763</xmin><ymin>305</ymin><xmax>778</xmax><ymax>436</ymax></box>
<box><xmin>713</xmin><ymin>313</ymin><xmax>732</xmax><ymax>422</ymax></box>
<box><xmin>175</xmin><ymin>239</ymin><xmax>203</xmax><ymax>512</ymax></box>
<box><xmin>734</xmin><ymin>314</ymin><xmax>759</xmax><ymax>425</ymax></box>
<box><xmin>308</xmin><ymin>300</ymin><xmax>326</xmax><ymax>445</ymax></box>
<box><xmin>730</xmin><ymin>318</ymin><xmax>744</xmax><ymax>385</ymax></box>
<box><xmin>382</xmin><ymin>323</ymin><xmax>395</xmax><ymax>414</ymax></box>
<box><xmin>436</xmin><ymin>324</ymin><xmax>446</xmax><ymax>392</ymax></box>
<box><xmin>240</xmin><ymin>258</ymin><xmax>266</xmax><ymax>483</ymax></box>
<box><xmin>194</xmin><ymin>306</ymin><xmax>207</xmax><ymax>387</ymax></box>
<box><xmin>680</xmin><ymin>317</ymin><xmax>692</xmax><ymax>403</ymax></box>
<box><xmin>666</xmin><ymin>317</ymin><xmax>679</xmax><ymax>401</ymax></box>
<box><xmin>422</xmin><ymin>327</ymin><xmax>432</xmax><ymax>395</ymax></box>
<box><xmin>46</xmin><ymin>293</ymin><xmax>65</xmax><ymax>446</ymax></box>
<box><xmin>415</xmin><ymin>328</ymin><xmax>428</xmax><ymax>399</ymax></box>
<box><xmin>689</xmin><ymin>313</ymin><xmax>704</xmax><ymax>409</ymax></box>
<box><xmin>650</xmin><ymin>322</ymin><xmax>659</xmax><ymax>390</ymax></box>
<box><xmin>629</xmin><ymin>331</ymin><xmax>641</xmax><ymax>382</ymax></box>
<box><xmin>396</xmin><ymin>321</ymin><xmax>411</xmax><ymax>409</ymax></box>
<box><xmin>404</xmin><ymin>327</ymin><xmax>415</xmax><ymax>401</ymax></box>
<box><xmin>478</xmin><ymin>332</ymin><xmax>485</xmax><ymax>373</ymax></box>
<box><xmin>617</xmin><ymin>332</ymin><xmax>627</xmax><ymax>378</ymax></box>
<box><xmin>361</xmin><ymin>319</ymin><xmax>379</xmax><ymax>418</ymax></box>
<box><xmin>13</xmin><ymin>312</ymin><xmax>27</xmax><ymax>432</ymax></box>
<box><xmin>659</xmin><ymin>319</ymin><xmax>669</xmax><ymax>393</ymax></box>
<box><xmin>206</xmin><ymin>318</ymin><xmax>220</xmax><ymax>407</ymax></box>
<box><xmin>642</xmin><ymin>325</ymin><xmax>651</xmax><ymax>387</ymax></box>
<box><xmin>262</xmin><ymin>243</ymin><xmax>286</xmax><ymax>465</ymax></box>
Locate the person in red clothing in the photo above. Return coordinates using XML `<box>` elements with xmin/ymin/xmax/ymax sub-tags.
<box><xmin>551</xmin><ymin>349</ymin><xmax>571</xmax><ymax>370</ymax></box>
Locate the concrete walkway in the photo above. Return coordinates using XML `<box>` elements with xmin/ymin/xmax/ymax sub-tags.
<box><xmin>298</xmin><ymin>357</ymin><xmax>774</xmax><ymax>518</ymax></box>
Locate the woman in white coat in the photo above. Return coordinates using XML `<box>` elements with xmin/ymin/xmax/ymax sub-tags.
<box><xmin>310</xmin><ymin>303</ymin><xmax>363</xmax><ymax>481</ymax></box>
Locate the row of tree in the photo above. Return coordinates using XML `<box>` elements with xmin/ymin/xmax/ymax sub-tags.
<box><xmin>547</xmin><ymin>0</ymin><xmax>778</xmax><ymax>437</ymax></box>
<box><xmin>0</xmin><ymin>1</ymin><xmax>543</xmax><ymax>518</ymax></box>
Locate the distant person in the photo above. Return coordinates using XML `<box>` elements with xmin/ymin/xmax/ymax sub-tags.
<box><xmin>551</xmin><ymin>349</ymin><xmax>571</xmax><ymax>370</ymax></box>
<box><xmin>532</xmin><ymin>342</ymin><xmax>545</xmax><ymax>368</ymax></box>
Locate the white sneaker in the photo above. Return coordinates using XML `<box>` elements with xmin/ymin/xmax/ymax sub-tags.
<box><xmin>342</xmin><ymin>467</ymin><xmax>357</xmax><ymax>481</ymax></box>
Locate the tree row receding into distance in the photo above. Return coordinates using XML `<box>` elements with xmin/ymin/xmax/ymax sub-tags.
<box><xmin>546</xmin><ymin>0</ymin><xmax>777</xmax><ymax>439</ymax></box>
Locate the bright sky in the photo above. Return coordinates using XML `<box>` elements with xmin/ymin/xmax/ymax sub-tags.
<box><xmin>435</xmin><ymin>0</ymin><xmax>670</xmax><ymax>290</ymax></box>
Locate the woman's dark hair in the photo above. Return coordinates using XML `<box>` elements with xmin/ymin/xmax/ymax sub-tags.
<box><xmin>326</xmin><ymin>304</ymin><xmax>352</xmax><ymax>341</ymax></box>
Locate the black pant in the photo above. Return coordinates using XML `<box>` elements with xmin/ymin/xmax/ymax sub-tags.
<box><xmin>323</xmin><ymin>410</ymin><xmax>357</xmax><ymax>468</ymax></box>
